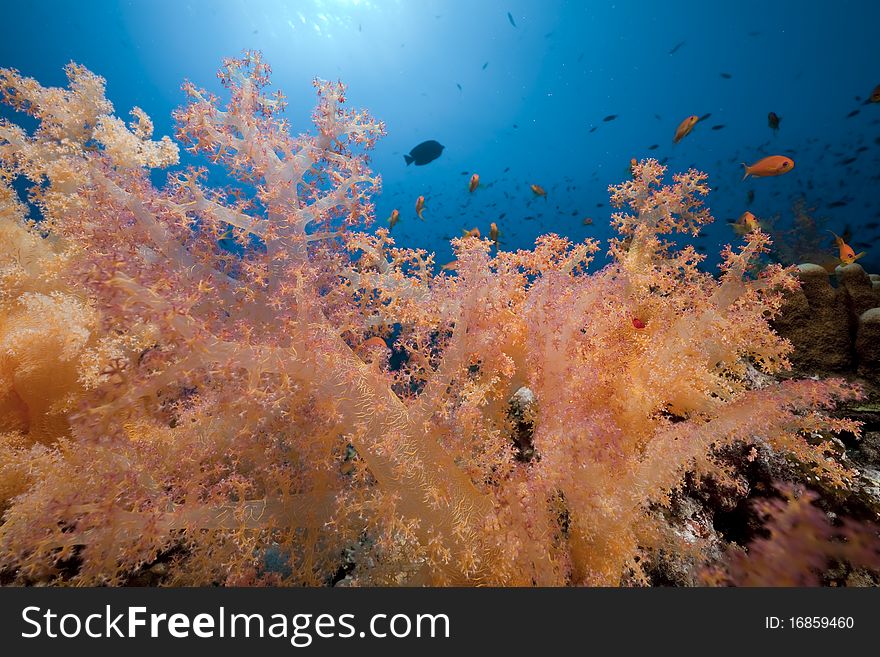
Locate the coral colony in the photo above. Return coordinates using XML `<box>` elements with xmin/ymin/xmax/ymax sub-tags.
<box><xmin>0</xmin><ymin>52</ymin><xmax>876</xmax><ymax>586</ymax></box>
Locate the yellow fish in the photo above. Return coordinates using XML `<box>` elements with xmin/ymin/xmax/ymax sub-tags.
<box><xmin>489</xmin><ymin>222</ymin><xmax>499</xmax><ymax>247</ymax></box>
<box><xmin>730</xmin><ymin>211</ymin><xmax>762</xmax><ymax>235</ymax></box>
<box><xmin>530</xmin><ymin>184</ymin><xmax>547</xmax><ymax>199</ymax></box>
<box><xmin>673</xmin><ymin>115</ymin><xmax>699</xmax><ymax>143</ymax></box>
<box><xmin>741</xmin><ymin>155</ymin><xmax>794</xmax><ymax>180</ymax></box>
<box><xmin>415</xmin><ymin>195</ymin><xmax>426</xmax><ymax>220</ymax></box>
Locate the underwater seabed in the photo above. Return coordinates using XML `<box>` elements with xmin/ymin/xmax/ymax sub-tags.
<box><xmin>0</xmin><ymin>53</ymin><xmax>878</xmax><ymax>586</ymax></box>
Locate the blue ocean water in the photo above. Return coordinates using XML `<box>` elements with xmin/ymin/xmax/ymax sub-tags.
<box><xmin>2</xmin><ymin>0</ymin><xmax>878</xmax><ymax>272</ymax></box>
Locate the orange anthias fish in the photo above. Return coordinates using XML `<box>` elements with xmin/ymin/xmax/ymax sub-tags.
<box><xmin>462</xmin><ymin>227</ymin><xmax>481</xmax><ymax>239</ymax></box>
<box><xmin>741</xmin><ymin>155</ymin><xmax>794</xmax><ymax>180</ymax></box>
<box><xmin>830</xmin><ymin>231</ymin><xmax>866</xmax><ymax>265</ymax></box>
<box><xmin>489</xmin><ymin>222</ymin><xmax>499</xmax><ymax>246</ymax></box>
<box><xmin>530</xmin><ymin>184</ymin><xmax>547</xmax><ymax>199</ymax></box>
<box><xmin>673</xmin><ymin>115</ymin><xmax>699</xmax><ymax>144</ymax></box>
<box><xmin>441</xmin><ymin>260</ymin><xmax>458</xmax><ymax>271</ymax></box>
<box><xmin>469</xmin><ymin>173</ymin><xmax>480</xmax><ymax>193</ymax></box>
<box><xmin>730</xmin><ymin>211</ymin><xmax>762</xmax><ymax>235</ymax></box>
<box><xmin>388</xmin><ymin>209</ymin><xmax>400</xmax><ymax>229</ymax></box>
<box><xmin>870</xmin><ymin>84</ymin><xmax>880</xmax><ymax>103</ymax></box>
<box><xmin>415</xmin><ymin>195</ymin><xmax>426</xmax><ymax>220</ymax></box>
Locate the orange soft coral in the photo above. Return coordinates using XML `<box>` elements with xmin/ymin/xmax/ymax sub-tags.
<box><xmin>0</xmin><ymin>55</ymin><xmax>865</xmax><ymax>586</ymax></box>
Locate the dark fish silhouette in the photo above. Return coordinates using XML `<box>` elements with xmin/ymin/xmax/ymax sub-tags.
<box><xmin>669</xmin><ymin>41</ymin><xmax>685</xmax><ymax>55</ymax></box>
<box><xmin>648</xmin><ymin>144</ymin><xmax>659</xmax><ymax>150</ymax></box>
<box><xmin>456</xmin><ymin>83</ymin><xmax>462</xmax><ymax>91</ymax></box>
<box><xmin>507</xmin><ymin>12</ymin><xmax>516</xmax><ymax>27</ymax></box>
<box><xmin>482</xmin><ymin>62</ymin><xmax>489</xmax><ymax>70</ymax></box>
<box><xmin>720</xmin><ymin>72</ymin><xmax>732</xmax><ymax>79</ymax></box>
<box><xmin>768</xmin><ymin>111</ymin><xmax>781</xmax><ymax>132</ymax></box>
<box><xmin>846</xmin><ymin>109</ymin><xmax>860</xmax><ymax>118</ymax></box>
<box><xmin>711</xmin><ymin>124</ymin><xmax>726</xmax><ymax>130</ymax></box>
<box><xmin>404</xmin><ymin>140</ymin><xmax>444</xmax><ymax>166</ymax></box>
<box><xmin>589</xmin><ymin>126</ymin><xmax>598</xmax><ymax>133</ymax></box>
<box><xmin>603</xmin><ymin>114</ymin><xmax>618</xmax><ymax>122</ymax></box>
<box><xmin>699</xmin><ymin>113</ymin><xmax>712</xmax><ymax>121</ymax></box>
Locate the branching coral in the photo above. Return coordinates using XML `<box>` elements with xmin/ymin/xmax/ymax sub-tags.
<box><xmin>0</xmin><ymin>53</ymin><xmax>869</xmax><ymax>586</ymax></box>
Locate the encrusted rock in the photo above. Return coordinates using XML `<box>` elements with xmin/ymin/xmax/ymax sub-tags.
<box><xmin>837</xmin><ymin>263</ymin><xmax>880</xmax><ymax>317</ymax></box>
<box><xmin>856</xmin><ymin>308</ymin><xmax>880</xmax><ymax>383</ymax></box>
<box><xmin>773</xmin><ymin>264</ymin><xmax>852</xmax><ymax>372</ymax></box>
<box><xmin>774</xmin><ymin>263</ymin><xmax>879</xmax><ymax>376</ymax></box>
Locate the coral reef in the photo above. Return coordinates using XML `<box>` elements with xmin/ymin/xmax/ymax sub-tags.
<box><xmin>0</xmin><ymin>53</ymin><xmax>876</xmax><ymax>586</ymax></box>
<box><xmin>773</xmin><ymin>263</ymin><xmax>880</xmax><ymax>380</ymax></box>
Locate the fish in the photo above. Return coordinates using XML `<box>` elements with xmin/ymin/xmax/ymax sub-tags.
<box><xmin>388</xmin><ymin>209</ymin><xmax>400</xmax><ymax>229</ymax></box>
<box><xmin>462</xmin><ymin>227</ymin><xmax>481</xmax><ymax>238</ymax></box>
<box><xmin>441</xmin><ymin>260</ymin><xmax>458</xmax><ymax>271</ymax></box>
<box><xmin>530</xmin><ymin>184</ymin><xmax>547</xmax><ymax>198</ymax></box>
<box><xmin>469</xmin><ymin>173</ymin><xmax>480</xmax><ymax>192</ymax></box>
<box><xmin>768</xmin><ymin>111</ymin><xmax>781</xmax><ymax>132</ymax></box>
<box><xmin>503</xmin><ymin>167</ymin><xmax>510</xmax><ymax>173</ymax></box>
<box><xmin>720</xmin><ymin>72</ymin><xmax>732</xmax><ymax>79</ymax></box>
<box><xmin>630</xmin><ymin>157</ymin><xmax>638</xmax><ymax>175</ymax></box>
<box><xmin>698</xmin><ymin>113</ymin><xmax>712</xmax><ymax>122</ymax></box>
<box><xmin>669</xmin><ymin>41</ymin><xmax>685</xmax><ymax>55</ymax></box>
<box><xmin>673</xmin><ymin>115</ymin><xmax>699</xmax><ymax>143</ymax></box>
<box><xmin>711</xmin><ymin>124</ymin><xmax>726</xmax><ymax>130</ymax></box>
<box><xmin>870</xmin><ymin>84</ymin><xmax>880</xmax><ymax>103</ymax></box>
<box><xmin>489</xmin><ymin>222</ymin><xmax>499</xmax><ymax>246</ymax></box>
<box><xmin>741</xmin><ymin>155</ymin><xmax>794</xmax><ymax>179</ymax></box>
<box><xmin>830</xmin><ymin>231</ymin><xmax>866</xmax><ymax>265</ymax></box>
<box><xmin>603</xmin><ymin>114</ymin><xmax>618</xmax><ymax>122</ymax></box>
<box><xmin>589</xmin><ymin>126</ymin><xmax>598</xmax><ymax>133</ymax></box>
<box><xmin>415</xmin><ymin>195</ymin><xmax>426</xmax><ymax>220</ymax></box>
<box><xmin>507</xmin><ymin>11</ymin><xmax>516</xmax><ymax>27</ymax></box>
<box><xmin>456</xmin><ymin>83</ymin><xmax>462</xmax><ymax>91</ymax></box>
<box><xmin>648</xmin><ymin>144</ymin><xmax>659</xmax><ymax>150</ymax></box>
<box><xmin>482</xmin><ymin>61</ymin><xmax>489</xmax><ymax>70</ymax></box>
<box><xmin>729</xmin><ymin>211</ymin><xmax>762</xmax><ymax>235</ymax></box>
<box><xmin>846</xmin><ymin>109</ymin><xmax>860</xmax><ymax>118</ymax></box>
<box><xmin>747</xmin><ymin>189</ymin><xmax>755</xmax><ymax>204</ymax></box>
<box><xmin>404</xmin><ymin>140</ymin><xmax>444</xmax><ymax>166</ymax></box>
<box><xmin>582</xmin><ymin>217</ymin><xmax>593</xmax><ymax>226</ymax></box>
